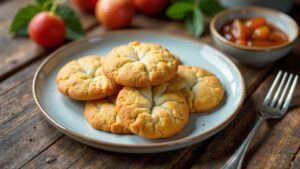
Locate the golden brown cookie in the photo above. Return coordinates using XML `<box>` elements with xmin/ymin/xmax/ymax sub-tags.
<box><xmin>56</xmin><ymin>56</ymin><xmax>121</xmax><ymax>100</ymax></box>
<box><xmin>116</xmin><ymin>83</ymin><xmax>189</xmax><ymax>139</ymax></box>
<box><xmin>168</xmin><ymin>65</ymin><xmax>224</xmax><ymax>113</ymax></box>
<box><xmin>103</xmin><ymin>41</ymin><xmax>179</xmax><ymax>87</ymax></box>
<box><xmin>84</xmin><ymin>95</ymin><xmax>131</xmax><ymax>134</ymax></box>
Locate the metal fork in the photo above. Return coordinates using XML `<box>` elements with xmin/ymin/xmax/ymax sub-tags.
<box><xmin>222</xmin><ymin>71</ymin><xmax>298</xmax><ymax>169</ymax></box>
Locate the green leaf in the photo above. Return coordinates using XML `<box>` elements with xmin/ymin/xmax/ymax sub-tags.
<box><xmin>15</xmin><ymin>26</ymin><xmax>28</xmax><ymax>36</ymax></box>
<box><xmin>185</xmin><ymin>8</ymin><xmax>204</xmax><ymax>37</ymax></box>
<box><xmin>36</xmin><ymin>0</ymin><xmax>53</xmax><ymax>11</ymax></box>
<box><xmin>9</xmin><ymin>5</ymin><xmax>42</xmax><ymax>36</ymax></box>
<box><xmin>42</xmin><ymin>2</ymin><xmax>53</xmax><ymax>10</ymax></box>
<box><xmin>37</xmin><ymin>0</ymin><xmax>67</xmax><ymax>11</ymax></box>
<box><xmin>56</xmin><ymin>6</ymin><xmax>85</xmax><ymax>40</ymax></box>
<box><xmin>36</xmin><ymin>0</ymin><xmax>50</xmax><ymax>4</ymax></box>
<box><xmin>174</xmin><ymin>0</ymin><xmax>195</xmax><ymax>3</ymax></box>
<box><xmin>199</xmin><ymin>0</ymin><xmax>224</xmax><ymax>16</ymax></box>
<box><xmin>166</xmin><ymin>2</ymin><xmax>193</xmax><ymax>20</ymax></box>
<box><xmin>66</xmin><ymin>27</ymin><xmax>84</xmax><ymax>40</ymax></box>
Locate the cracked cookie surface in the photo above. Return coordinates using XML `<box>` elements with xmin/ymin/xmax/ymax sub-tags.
<box><xmin>84</xmin><ymin>95</ymin><xmax>131</xmax><ymax>134</ymax></box>
<box><xmin>103</xmin><ymin>41</ymin><xmax>179</xmax><ymax>87</ymax></box>
<box><xmin>168</xmin><ymin>65</ymin><xmax>224</xmax><ymax>113</ymax></box>
<box><xmin>116</xmin><ymin>83</ymin><xmax>189</xmax><ymax>139</ymax></box>
<box><xmin>56</xmin><ymin>56</ymin><xmax>121</xmax><ymax>100</ymax></box>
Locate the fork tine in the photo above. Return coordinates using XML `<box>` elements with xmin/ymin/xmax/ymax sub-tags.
<box><xmin>263</xmin><ymin>71</ymin><xmax>283</xmax><ymax>105</ymax></box>
<box><xmin>270</xmin><ymin>72</ymin><xmax>288</xmax><ymax>107</ymax></box>
<box><xmin>282</xmin><ymin>75</ymin><xmax>298</xmax><ymax>112</ymax></box>
<box><xmin>276</xmin><ymin>73</ymin><xmax>293</xmax><ymax>109</ymax></box>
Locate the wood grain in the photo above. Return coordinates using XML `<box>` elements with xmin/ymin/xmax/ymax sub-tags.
<box><xmin>0</xmin><ymin>60</ymin><xmax>40</xmax><ymax>135</ymax></box>
<box><xmin>0</xmin><ymin>0</ymin><xmax>97</xmax><ymax>81</ymax></box>
<box><xmin>291</xmin><ymin>149</ymin><xmax>300</xmax><ymax>169</ymax></box>
<box><xmin>22</xmin><ymin>136</ymin><xmax>89</xmax><ymax>169</ymax></box>
<box><xmin>2</xmin><ymin>1</ymin><xmax>300</xmax><ymax>168</ymax></box>
<box><xmin>23</xmin><ymin>136</ymin><xmax>189</xmax><ymax>169</ymax></box>
<box><xmin>0</xmin><ymin>59</ymin><xmax>64</xmax><ymax>169</ymax></box>
<box><xmin>191</xmin><ymin>50</ymin><xmax>300</xmax><ymax>169</ymax></box>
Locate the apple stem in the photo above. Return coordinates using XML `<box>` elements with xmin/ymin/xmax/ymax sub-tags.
<box><xmin>50</xmin><ymin>0</ymin><xmax>65</xmax><ymax>14</ymax></box>
<box><xmin>194</xmin><ymin>0</ymin><xmax>200</xmax><ymax>8</ymax></box>
<box><xmin>50</xmin><ymin>0</ymin><xmax>58</xmax><ymax>14</ymax></box>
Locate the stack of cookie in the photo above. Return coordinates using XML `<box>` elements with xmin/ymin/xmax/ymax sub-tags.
<box><xmin>56</xmin><ymin>41</ymin><xmax>224</xmax><ymax>139</ymax></box>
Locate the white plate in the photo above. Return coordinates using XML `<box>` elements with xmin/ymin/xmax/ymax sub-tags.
<box><xmin>33</xmin><ymin>30</ymin><xmax>246</xmax><ymax>153</ymax></box>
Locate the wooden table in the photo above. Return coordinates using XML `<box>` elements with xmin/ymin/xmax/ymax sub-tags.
<box><xmin>1</xmin><ymin>1</ymin><xmax>300</xmax><ymax>169</ymax></box>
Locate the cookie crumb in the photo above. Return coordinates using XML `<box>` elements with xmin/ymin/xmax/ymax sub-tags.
<box><xmin>46</xmin><ymin>157</ymin><xmax>56</xmax><ymax>164</ymax></box>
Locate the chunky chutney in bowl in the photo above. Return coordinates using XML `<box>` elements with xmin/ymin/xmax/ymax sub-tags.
<box><xmin>220</xmin><ymin>16</ymin><xmax>289</xmax><ymax>48</ymax></box>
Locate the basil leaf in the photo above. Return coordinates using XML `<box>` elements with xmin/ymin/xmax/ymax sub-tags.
<box><xmin>166</xmin><ymin>2</ymin><xmax>193</xmax><ymax>20</ymax></box>
<box><xmin>56</xmin><ymin>6</ymin><xmax>84</xmax><ymax>40</ymax></box>
<box><xmin>9</xmin><ymin>5</ymin><xmax>42</xmax><ymax>36</ymax></box>
<box><xmin>199</xmin><ymin>0</ymin><xmax>224</xmax><ymax>16</ymax></box>
<box><xmin>185</xmin><ymin>8</ymin><xmax>204</xmax><ymax>37</ymax></box>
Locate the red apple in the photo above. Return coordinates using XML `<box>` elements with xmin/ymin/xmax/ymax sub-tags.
<box><xmin>95</xmin><ymin>0</ymin><xmax>134</xmax><ymax>29</ymax></box>
<box><xmin>73</xmin><ymin>0</ymin><xmax>98</xmax><ymax>13</ymax></box>
<box><xmin>29</xmin><ymin>12</ymin><xmax>66</xmax><ymax>48</ymax></box>
<box><xmin>133</xmin><ymin>0</ymin><xmax>169</xmax><ymax>15</ymax></box>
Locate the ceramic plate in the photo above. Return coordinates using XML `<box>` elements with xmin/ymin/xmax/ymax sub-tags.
<box><xmin>33</xmin><ymin>30</ymin><xmax>246</xmax><ymax>153</ymax></box>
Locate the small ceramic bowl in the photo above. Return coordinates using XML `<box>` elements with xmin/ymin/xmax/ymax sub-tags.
<box><xmin>210</xmin><ymin>6</ymin><xmax>298</xmax><ymax>66</ymax></box>
<box><xmin>220</xmin><ymin>0</ymin><xmax>294</xmax><ymax>13</ymax></box>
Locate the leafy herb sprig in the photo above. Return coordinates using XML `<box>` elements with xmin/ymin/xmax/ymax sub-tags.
<box><xmin>166</xmin><ymin>0</ymin><xmax>224</xmax><ymax>37</ymax></box>
<box><xmin>10</xmin><ymin>0</ymin><xmax>84</xmax><ymax>40</ymax></box>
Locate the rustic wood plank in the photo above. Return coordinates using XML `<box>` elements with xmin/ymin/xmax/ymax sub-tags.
<box><xmin>22</xmin><ymin>136</ymin><xmax>89</xmax><ymax>169</ymax></box>
<box><xmin>1</xmin><ymin>1</ymin><xmax>299</xmax><ymax>169</ymax></box>
<box><xmin>22</xmin><ymin>136</ymin><xmax>189</xmax><ymax>169</ymax></box>
<box><xmin>191</xmin><ymin>45</ymin><xmax>300</xmax><ymax>169</ymax></box>
<box><xmin>0</xmin><ymin>17</ymin><xmax>107</xmax><ymax>165</ymax></box>
<box><xmin>245</xmin><ymin>107</ymin><xmax>300</xmax><ymax>169</ymax></box>
<box><xmin>0</xmin><ymin>0</ymin><xmax>8</xmax><ymax>5</ymax></box>
<box><xmin>0</xmin><ymin>59</ymin><xmax>65</xmax><ymax>169</ymax></box>
<box><xmin>291</xmin><ymin>148</ymin><xmax>300</xmax><ymax>169</ymax></box>
<box><xmin>0</xmin><ymin>60</ymin><xmax>40</xmax><ymax>135</ymax></box>
<box><xmin>0</xmin><ymin>114</ymin><xmax>63</xmax><ymax>169</ymax></box>
<box><xmin>243</xmin><ymin>51</ymin><xmax>300</xmax><ymax>169</ymax></box>
<box><xmin>0</xmin><ymin>0</ymin><xmax>97</xmax><ymax>81</ymax></box>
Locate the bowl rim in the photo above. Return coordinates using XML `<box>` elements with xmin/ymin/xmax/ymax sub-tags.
<box><xmin>210</xmin><ymin>6</ymin><xmax>299</xmax><ymax>51</ymax></box>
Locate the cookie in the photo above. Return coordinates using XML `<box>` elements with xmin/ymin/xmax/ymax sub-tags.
<box><xmin>103</xmin><ymin>41</ymin><xmax>179</xmax><ymax>87</ymax></box>
<box><xmin>168</xmin><ymin>65</ymin><xmax>224</xmax><ymax>113</ymax></box>
<box><xmin>56</xmin><ymin>56</ymin><xmax>121</xmax><ymax>100</ymax></box>
<box><xmin>84</xmin><ymin>95</ymin><xmax>131</xmax><ymax>134</ymax></box>
<box><xmin>116</xmin><ymin>83</ymin><xmax>189</xmax><ymax>139</ymax></box>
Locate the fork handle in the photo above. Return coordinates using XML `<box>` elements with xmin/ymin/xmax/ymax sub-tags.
<box><xmin>222</xmin><ymin>116</ymin><xmax>265</xmax><ymax>169</ymax></box>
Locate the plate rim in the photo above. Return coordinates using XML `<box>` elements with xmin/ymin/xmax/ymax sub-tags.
<box><xmin>32</xmin><ymin>29</ymin><xmax>246</xmax><ymax>149</ymax></box>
